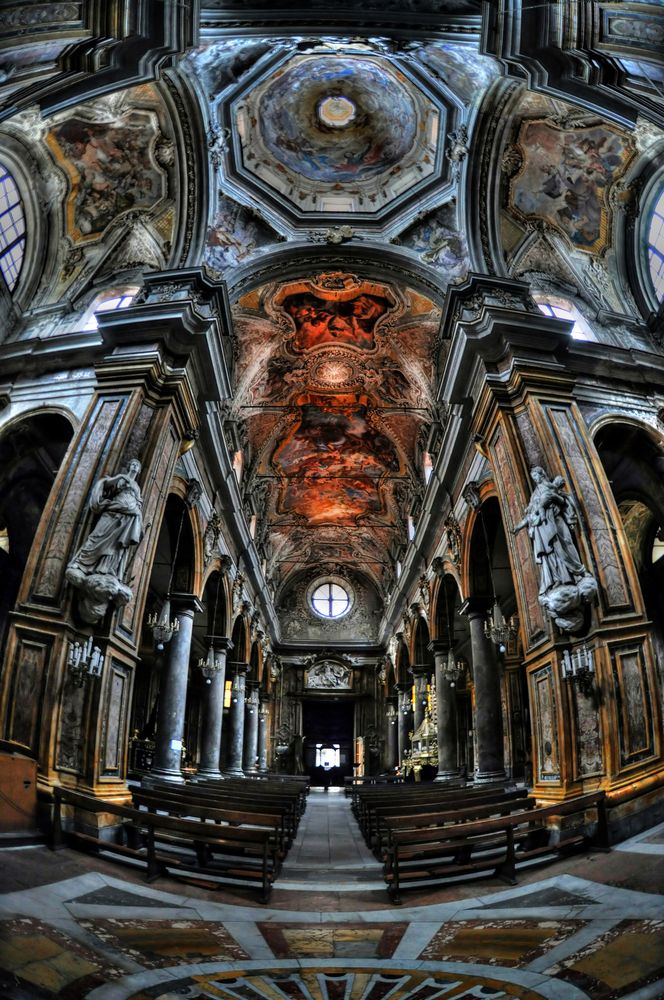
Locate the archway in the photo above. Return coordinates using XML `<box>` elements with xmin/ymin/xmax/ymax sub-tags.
<box><xmin>0</xmin><ymin>413</ymin><xmax>74</xmax><ymax>665</ymax></box>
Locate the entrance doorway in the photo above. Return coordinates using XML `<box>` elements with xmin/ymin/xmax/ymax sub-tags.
<box><xmin>302</xmin><ymin>700</ymin><xmax>354</xmax><ymax>787</ymax></box>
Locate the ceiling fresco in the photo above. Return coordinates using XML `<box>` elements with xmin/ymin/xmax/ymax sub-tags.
<box><xmin>233</xmin><ymin>51</ymin><xmax>440</xmax><ymax>219</ymax></box>
<box><xmin>231</xmin><ymin>273</ymin><xmax>440</xmax><ymax>597</ymax></box>
<box><xmin>43</xmin><ymin>85</ymin><xmax>173</xmax><ymax>250</ymax></box>
<box><xmin>507</xmin><ymin>119</ymin><xmax>634</xmax><ymax>255</ymax></box>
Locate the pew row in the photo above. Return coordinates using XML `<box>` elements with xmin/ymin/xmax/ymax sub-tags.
<box><xmin>52</xmin><ymin>786</ymin><xmax>281</xmax><ymax>902</ymax></box>
<box><xmin>382</xmin><ymin>790</ymin><xmax>609</xmax><ymax>903</ymax></box>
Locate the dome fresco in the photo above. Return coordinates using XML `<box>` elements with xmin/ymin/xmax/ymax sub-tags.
<box><xmin>257</xmin><ymin>55</ymin><xmax>418</xmax><ymax>183</ymax></box>
<box><xmin>232</xmin><ymin>49</ymin><xmax>441</xmax><ymax>219</ymax></box>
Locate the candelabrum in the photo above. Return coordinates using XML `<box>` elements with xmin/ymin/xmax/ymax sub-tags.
<box><xmin>197</xmin><ymin>644</ymin><xmax>223</xmax><ymax>684</ymax></box>
<box><xmin>483</xmin><ymin>599</ymin><xmax>517</xmax><ymax>653</ymax></box>
<box><xmin>561</xmin><ymin>644</ymin><xmax>596</xmax><ymax>697</ymax></box>
<box><xmin>147</xmin><ymin>597</ymin><xmax>180</xmax><ymax>650</ymax></box>
<box><xmin>67</xmin><ymin>636</ymin><xmax>104</xmax><ymax>687</ymax></box>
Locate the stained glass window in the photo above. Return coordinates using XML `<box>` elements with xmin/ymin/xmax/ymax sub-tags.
<box><xmin>0</xmin><ymin>163</ymin><xmax>25</xmax><ymax>292</ymax></box>
<box><xmin>311</xmin><ymin>581</ymin><xmax>350</xmax><ymax>619</ymax></box>
<box><xmin>647</xmin><ymin>187</ymin><xmax>664</xmax><ymax>301</ymax></box>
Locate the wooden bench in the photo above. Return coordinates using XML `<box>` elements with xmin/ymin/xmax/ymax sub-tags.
<box><xmin>373</xmin><ymin>791</ymin><xmax>534</xmax><ymax>857</ymax></box>
<box><xmin>355</xmin><ymin>782</ymin><xmax>515</xmax><ymax>845</ymax></box>
<box><xmin>383</xmin><ymin>790</ymin><xmax>609</xmax><ymax>903</ymax></box>
<box><xmin>52</xmin><ymin>786</ymin><xmax>280</xmax><ymax>902</ymax></box>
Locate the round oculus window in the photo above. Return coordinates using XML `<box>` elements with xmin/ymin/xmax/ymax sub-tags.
<box><xmin>311</xmin><ymin>581</ymin><xmax>351</xmax><ymax>619</ymax></box>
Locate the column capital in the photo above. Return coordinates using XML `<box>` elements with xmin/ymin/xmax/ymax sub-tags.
<box><xmin>170</xmin><ymin>592</ymin><xmax>205</xmax><ymax>615</ymax></box>
<box><xmin>459</xmin><ymin>596</ymin><xmax>493</xmax><ymax>618</ymax></box>
<box><xmin>228</xmin><ymin>661</ymin><xmax>250</xmax><ymax>675</ymax></box>
<box><xmin>428</xmin><ymin>639</ymin><xmax>450</xmax><ymax>656</ymax></box>
<box><xmin>207</xmin><ymin>635</ymin><xmax>233</xmax><ymax>651</ymax></box>
<box><xmin>409</xmin><ymin>663</ymin><xmax>430</xmax><ymax>677</ymax></box>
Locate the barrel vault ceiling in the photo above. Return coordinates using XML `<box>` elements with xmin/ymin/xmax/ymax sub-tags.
<box><xmin>182</xmin><ymin>34</ymin><xmax>496</xmax><ymax>603</ymax></box>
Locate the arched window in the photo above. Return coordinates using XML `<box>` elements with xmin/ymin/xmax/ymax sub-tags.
<box><xmin>533</xmin><ymin>293</ymin><xmax>594</xmax><ymax>341</ymax></box>
<box><xmin>646</xmin><ymin>185</ymin><xmax>664</xmax><ymax>301</ymax></box>
<box><xmin>81</xmin><ymin>287</ymin><xmax>139</xmax><ymax>330</ymax></box>
<box><xmin>0</xmin><ymin>161</ymin><xmax>26</xmax><ymax>292</ymax></box>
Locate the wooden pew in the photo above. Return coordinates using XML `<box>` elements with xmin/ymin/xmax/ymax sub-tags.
<box><xmin>372</xmin><ymin>789</ymin><xmax>533</xmax><ymax>856</ymax></box>
<box><xmin>132</xmin><ymin>786</ymin><xmax>291</xmax><ymax>856</ymax></box>
<box><xmin>52</xmin><ymin>786</ymin><xmax>280</xmax><ymax>902</ymax></box>
<box><xmin>383</xmin><ymin>790</ymin><xmax>609</xmax><ymax>903</ymax></box>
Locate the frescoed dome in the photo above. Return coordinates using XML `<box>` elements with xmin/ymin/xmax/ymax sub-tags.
<box><xmin>231</xmin><ymin>50</ymin><xmax>443</xmax><ymax>221</ymax></box>
<box><xmin>257</xmin><ymin>56</ymin><xmax>418</xmax><ymax>183</ymax></box>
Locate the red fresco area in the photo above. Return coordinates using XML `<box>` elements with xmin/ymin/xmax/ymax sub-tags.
<box><xmin>272</xmin><ymin>396</ymin><xmax>400</xmax><ymax>525</ymax></box>
<box><xmin>283</xmin><ymin>291</ymin><xmax>390</xmax><ymax>351</ymax></box>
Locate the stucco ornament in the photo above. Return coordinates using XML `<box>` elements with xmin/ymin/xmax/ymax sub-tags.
<box><xmin>514</xmin><ymin>466</ymin><xmax>598</xmax><ymax>633</ymax></box>
<box><xmin>66</xmin><ymin>459</ymin><xmax>144</xmax><ymax>623</ymax></box>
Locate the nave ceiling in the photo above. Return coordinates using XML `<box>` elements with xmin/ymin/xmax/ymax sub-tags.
<box><xmin>0</xmin><ymin>4</ymin><xmax>662</xmax><ymax>638</ymax></box>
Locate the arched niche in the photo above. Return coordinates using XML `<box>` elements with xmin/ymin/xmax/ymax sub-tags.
<box><xmin>594</xmin><ymin>420</ymin><xmax>664</xmax><ymax>673</ymax></box>
<box><xmin>394</xmin><ymin>633</ymin><xmax>410</xmax><ymax>686</ymax></box>
<box><xmin>0</xmin><ymin>411</ymin><xmax>74</xmax><ymax>661</ymax></box>
<box><xmin>230</xmin><ymin>611</ymin><xmax>250</xmax><ymax>666</ymax></box>
<box><xmin>410</xmin><ymin>613</ymin><xmax>432</xmax><ymax>669</ymax></box>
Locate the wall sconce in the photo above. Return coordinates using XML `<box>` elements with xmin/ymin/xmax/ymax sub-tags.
<box><xmin>247</xmin><ymin>686</ymin><xmax>259</xmax><ymax>715</ymax></box>
<box><xmin>67</xmin><ymin>636</ymin><xmax>104</xmax><ymax>687</ymax></box>
<box><xmin>387</xmin><ymin>703</ymin><xmax>398</xmax><ymax>726</ymax></box>
<box><xmin>561</xmin><ymin>644</ymin><xmax>596</xmax><ymax>697</ymax></box>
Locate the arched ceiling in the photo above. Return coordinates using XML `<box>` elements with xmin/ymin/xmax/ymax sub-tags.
<box><xmin>231</xmin><ymin>271</ymin><xmax>441</xmax><ymax>596</ymax></box>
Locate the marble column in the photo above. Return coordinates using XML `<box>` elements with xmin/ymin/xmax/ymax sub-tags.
<box><xmin>410</xmin><ymin>665</ymin><xmax>430</xmax><ymax>731</ymax></box>
<box><xmin>257</xmin><ymin>693</ymin><xmax>270</xmax><ymax>772</ymax></box>
<box><xmin>430</xmin><ymin>640</ymin><xmax>460</xmax><ymax>782</ymax></box>
<box><xmin>151</xmin><ymin>594</ymin><xmax>203</xmax><ymax>782</ymax></box>
<box><xmin>385</xmin><ymin>698</ymin><xmax>398</xmax><ymax>770</ymax></box>
<box><xmin>461</xmin><ymin>598</ymin><xmax>506</xmax><ymax>783</ymax></box>
<box><xmin>196</xmin><ymin>636</ymin><xmax>232</xmax><ymax>780</ymax></box>
<box><xmin>225</xmin><ymin>662</ymin><xmax>248</xmax><ymax>776</ymax></box>
<box><xmin>242</xmin><ymin>682</ymin><xmax>260</xmax><ymax>773</ymax></box>
<box><xmin>396</xmin><ymin>684</ymin><xmax>413</xmax><ymax>765</ymax></box>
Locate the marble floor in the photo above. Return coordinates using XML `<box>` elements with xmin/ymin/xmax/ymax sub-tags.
<box><xmin>1</xmin><ymin>790</ymin><xmax>664</xmax><ymax>999</ymax></box>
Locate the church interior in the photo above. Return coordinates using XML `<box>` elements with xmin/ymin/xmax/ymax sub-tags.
<box><xmin>1</xmin><ymin>1</ymin><xmax>664</xmax><ymax>997</ymax></box>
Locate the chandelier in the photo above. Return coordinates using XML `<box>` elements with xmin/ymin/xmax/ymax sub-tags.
<box><xmin>478</xmin><ymin>506</ymin><xmax>517</xmax><ymax>653</ymax></box>
<box><xmin>146</xmin><ymin>505</ymin><xmax>186</xmax><ymax>649</ymax></box>
<box><xmin>442</xmin><ymin>576</ymin><xmax>464</xmax><ymax>685</ymax></box>
<box><xmin>198</xmin><ymin>572</ymin><xmax>224</xmax><ymax>684</ymax></box>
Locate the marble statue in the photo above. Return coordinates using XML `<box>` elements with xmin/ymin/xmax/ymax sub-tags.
<box><xmin>66</xmin><ymin>458</ymin><xmax>144</xmax><ymax>623</ymax></box>
<box><xmin>514</xmin><ymin>466</ymin><xmax>598</xmax><ymax>633</ymax></box>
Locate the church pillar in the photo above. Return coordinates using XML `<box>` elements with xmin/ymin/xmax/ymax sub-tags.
<box><xmin>196</xmin><ymin>637</ymin><xmax>232</xmax><ymax>780</ymax></box>
<box><xmin>226</xmin><ymin>663</ymin><xmax>248</xmax><ymax>776</ymax></box>
<box><xmin>385</xmin><ymin>698</ymin><xmax>398</xmax><ymax>770</ymax></box>
<box><xmin>430</xmin><ymin>640</ymin><xmax>460</xmax><ymax>781</ymax></box>
<box><xmin>150</xmin><ymin>596</ymin><xmax>202</xmax><ymax>782</ymax></box>
<box><xmin>461</xmin><ymin>599</ymin><xmax>505</xmax><ymax>783</ymax></box>
<box><xmin>445</xmin><ymin>275</ymin><xmax>663</xmax><ymax>803</ymax></box>
<box><xmin>396</xmin><ymin>684</ymin><xmax>413</xmax><ymax>766</ymax></box>
<box><xmin>243</xmin><ymin>682</ymin><xmax>260</xmax><ymax>773</ymax></box>
<box><xmin>257</xmin><ymin>693</ymin><xmax>270</xmax><ymax>772</ymax></box>
<box><xmin>0</xmin><ymin>270</ymin><xmax>226</xmax><ymax>803</ymax></box>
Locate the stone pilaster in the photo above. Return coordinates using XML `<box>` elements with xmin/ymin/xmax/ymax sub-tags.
<box><xmin>257</xmin><ymin>693</ymin><xmax>270</xmax><ymax>772</ymax></box>
<box><xmin>385</xmin><ymin>698</ymin><xmax>398</xmax><ymax>771</ymax></box>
